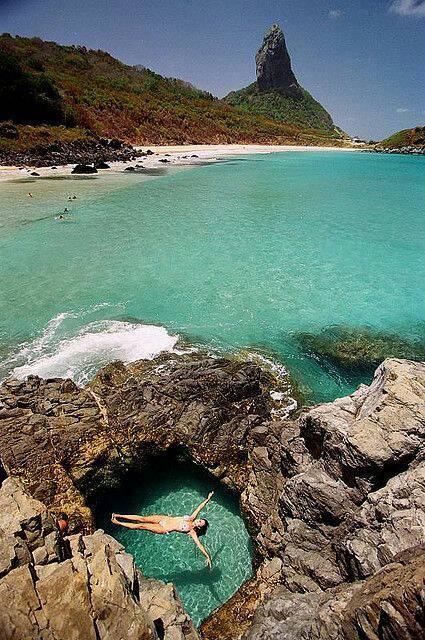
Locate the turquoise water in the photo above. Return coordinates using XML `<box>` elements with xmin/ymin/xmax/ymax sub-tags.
<box><xmin>0</xmin><ymin>151</ymin><xmax>424</xmax><ymax>401</ymax></box>
<box><xmin>96</xmin><ymin>461</ymin><xmax>253</xmax><ymax>626</ymax></box>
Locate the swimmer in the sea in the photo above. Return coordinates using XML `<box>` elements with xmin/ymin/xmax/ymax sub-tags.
<box><xmin>112</xmin><ymin>491</ymin><xmax>214</xmax><ymax>568</ymax></box>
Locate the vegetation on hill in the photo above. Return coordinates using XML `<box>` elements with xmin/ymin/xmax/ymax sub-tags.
<box><xmin>0</xmin><ymin>50</ymin><xmax>68</xmax><ymax>125</ymax></box>
<box><xmin>0</xmin><ymin>34</ymin><xmax>344</xmax><ymax>147</ymax></box>
<box><xmin>380</xmin><ymin>126</ymin><xmax>425</xmax><ymax>148</ymax></box>
<box><xmin>224</xmin><ymin>83</ymin><xmax>339</xmax><ymax>135</ymax></box>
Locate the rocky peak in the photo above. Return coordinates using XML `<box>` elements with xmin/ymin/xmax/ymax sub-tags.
<box><xmin>255</xmin><ymin>24</ymin><xmax>299</xmax><ymax>93</ymax></box>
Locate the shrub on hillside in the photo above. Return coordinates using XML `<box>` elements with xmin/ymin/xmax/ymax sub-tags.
<box><xmin>0</xmin><ymin>50</ymin><xmax>65</xmax><ymax>125</ymax></box>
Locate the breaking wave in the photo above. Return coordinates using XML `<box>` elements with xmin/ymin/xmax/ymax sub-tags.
<box><xmin>1</xmin><ymin>310</ymin><xmax>180</xmax><ymax>385</ymax></box>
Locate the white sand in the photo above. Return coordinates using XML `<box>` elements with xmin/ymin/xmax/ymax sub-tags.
<box><xmin>0</xmin><ymin>143</ymin><xmax>356</xmax><ymax>182</ymax></box>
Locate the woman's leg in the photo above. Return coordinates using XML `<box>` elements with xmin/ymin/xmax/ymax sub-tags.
<box><xmin>112</xmin><ymin>518</ymin><xmax>165</xmax><ymax>534</ymax></box>
<box><xmin>113</xmin><ymin>514</ymin><xmax>162</xmax><ymax>524</ymax></box>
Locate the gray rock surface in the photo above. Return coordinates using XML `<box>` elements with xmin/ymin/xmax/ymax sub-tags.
<box><xmin>255</xmin><ymin>24</ymin><xmax>299</xmax><ymax>94</ymax></box>
<box><xmin>0</xmin><ymin>477</ymin><xmax>199</xmax><ymax>640</ymax></box>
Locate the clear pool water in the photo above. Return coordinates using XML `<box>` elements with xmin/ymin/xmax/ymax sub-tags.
<box><xmin>96</xmin><ymin>461</ymin><xmax>253</xmax><ymax>626</ymax></box>
<box><xmin>0</xmin><ymin>151</ymin><xmax>424</xmax><ymax>401</ymax></box>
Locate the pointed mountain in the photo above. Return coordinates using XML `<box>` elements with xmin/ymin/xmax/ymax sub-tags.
<box><xmin>225</xmin><ymin>24</ymin><xmax>341</xmax><ymax>135</ymax></box>
<box><xmin>255</xmin><ymin>24</ymin><xmax>299</xmax><ymax>94</ymax></box>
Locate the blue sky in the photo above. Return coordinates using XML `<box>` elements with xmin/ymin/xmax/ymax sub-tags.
<box><xmin>1</xmin><ymin>0</ymin><xmax>424</xmax><ymax>139</ymax></box>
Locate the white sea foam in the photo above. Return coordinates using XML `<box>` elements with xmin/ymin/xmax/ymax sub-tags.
<box><xmin>4</xmin><ymin>313</ymin><xmax>180</xmax><ymax>385</ymax></box>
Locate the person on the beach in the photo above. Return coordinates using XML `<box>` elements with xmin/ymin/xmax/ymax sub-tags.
<box><xmin>112</xmin><ymin>491</ymin><xmax>214</xmax><ymax>568</ymax></box>
<box><xmin>55</xmin><ymin>214</ymin><xmax>65</xmax><ymax>220</ymax></box>
<box><xmin>28</xmin><ymin>192</ymin><xmax>33</xmax><ymax>198</ymax></box>
<box><xmin>64</xmin><ymin>207</ymin><xmax>69</xmax><ymax>212</ymax></box>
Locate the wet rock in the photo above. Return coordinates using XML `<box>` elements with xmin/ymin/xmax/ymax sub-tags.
<box><xmin>71</xmin><ymin>164</ymin><xmax>98</xmax><ymax>174</ymax></box>
<box><xmin>94</xmin><ymin>160</ymin><xmax>110</xmax><ymax>169</ymax></box>
<box><xmin>124</xmin><ymin>165</ymin><xmax>136</xmax><ymax>171</ymax></box>
<box><xmin>30</xmin><ymin>171</ymin><xmax>40</xmax><ymax>176</ymax></box>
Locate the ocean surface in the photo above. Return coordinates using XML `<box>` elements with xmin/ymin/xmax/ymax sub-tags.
<box><xmin>97</xmin><ymin>461</ymin><xmax>253</xmax><ymax>626</ymax></box>
<box><xmin>0</xmin><ymin>151</ymin><xmax>424</xmax><ymax>402</ymax></box>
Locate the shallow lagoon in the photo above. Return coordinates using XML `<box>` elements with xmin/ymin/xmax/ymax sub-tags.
<box><xmin>0</xmin><ymin>151</ymin><xmax>424</xmax><ymax>401</ymax></box>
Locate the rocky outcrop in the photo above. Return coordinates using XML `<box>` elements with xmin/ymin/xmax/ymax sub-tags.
<box><xmin>0</xmin><ymin>356</ymin><xmax>424</xmax><ymax>639</ymax></box>
<box><xmin>0</xmin><ymin>135</ymin><xmax>138</xmax><ymax>168</ymax></box>
<box><xmin>374</xmin><ymin>145</ymin><xmax>425</xmax><ymax>155</ymax></box>
<box><xmin>0</xmin><ymin>477</ymin><xmax>199</xmax><ymax>640</ymax></box>
<box><xmin>0</xmin><ymin>355</ymin><xmax>282</xmax><ymax>532</ymax></box>
<box><xmin>224</xmin><ymin>24</ymin><xmax>338</xmax><ymax>135</ymax></box>
<box><xmin>244</xmin><ymin>545</ymin><xmax>425</xmax><ymax>640</ymax></box>
<box><xmin>255</xmin><ymin>24</ymin><xmax>299</xmax><ymax>95</ymax></box>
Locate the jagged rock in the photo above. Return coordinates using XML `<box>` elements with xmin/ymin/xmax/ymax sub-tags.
<box><xmin>95</xmin><ymin>160</ymin><xmax>110</xmax><ymax>169</ymax></box>
<box><xmin>0</xmin><ymin>479</ymin><xmax>199</xmax><ymax>640</ymax></box>
<box><xmin>336</xmin><ymin>462</ymin><xmax>425</xmax><ymax>580</ymax></box>
<box><xmin>0</xmin><ymin>355</ymin><xmax>281</xmax><ymax>531</ymax></box>
<box><xmin>255</xmin><ymin>24</ymin><xmax>299</xmax><ymax>94</ymax></box>
<box><xmin>224</xmin><ymin>24</ymin><xmax>338</xmax><ymax>134</ymax></box>
<box><xmin>244</xmin><ymin>546</ymin><xmax>425</xmax><ymax>640</ymax></box>
<box><xmin>299</xmin><ymin>358</ymin><xmax>425</xmax><ymax>487</ymax></box>
<box><xmin>0</xmin><ymin>356</ymin><xmax>424</xmax><ymax>639</ymax></box>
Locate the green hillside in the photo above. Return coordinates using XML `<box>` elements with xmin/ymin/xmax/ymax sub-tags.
<box><xmin>224</xmin><ymin>83</ymin><xmax>338</xmax><ymax>135</ymax></box>
<box><xmin>0</xmin><ymin>33</ymin><xmax>343</xmax><ymax>146</ymax></box>
<box><xmin>380</xmin><ymin>126</ymin><xmax>425</xmax><ymax>148</ymax></box>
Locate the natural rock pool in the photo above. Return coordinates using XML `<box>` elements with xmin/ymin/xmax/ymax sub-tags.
<box><xmin>96</xmin><ymin>460</ymin><xmax>253</xmax><ymax>626</ymax></box>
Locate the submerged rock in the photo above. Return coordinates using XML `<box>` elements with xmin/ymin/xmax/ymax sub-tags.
<box><xmin>296</xmin><ymin>324</ymin><xmax>425</xmax><ymax>376</ymax></box>
<box><xmin>0</xmin><ymin>355</ymin><xmax>424</xmax><ymax>639</ymax></box>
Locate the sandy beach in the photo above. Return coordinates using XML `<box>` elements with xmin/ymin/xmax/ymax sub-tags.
<box><xmin>0</xmin><ymin>143</ymin><xmax>356</xmax><ymax>182</ymax></box>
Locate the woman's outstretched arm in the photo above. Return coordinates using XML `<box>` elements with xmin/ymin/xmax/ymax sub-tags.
<box><xmin>188</xmin><ymin>530</ymin><xmax>212</xmax><ymax>568</ymax></box>
<box><xmin>190</xmin><ymin>492</ymin><xmax>214</xmax><ymax>520</ymax></box>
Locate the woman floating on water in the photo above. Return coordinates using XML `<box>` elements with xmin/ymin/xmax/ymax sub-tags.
<box><xmin>112</xmin><ymin>491</ymin><xmax>214</xmax><ymax>568</ymax></box>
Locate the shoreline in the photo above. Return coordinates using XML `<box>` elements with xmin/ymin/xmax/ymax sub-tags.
<box><xmin>0</xmin><ymin>143</ymin><xmax>357</xmax><ymax>182</ymax></box>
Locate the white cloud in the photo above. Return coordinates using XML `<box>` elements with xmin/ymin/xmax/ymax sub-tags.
<box><xmin>329</xmin><ymin>9</ymin><xmax>344</xmax><ymax>19</ymax></box>
<box><xmin>389</xmin><ymin>1</ymin><xmax>425</xmax><ymax>17</ymax></box>
<box><xmin>396</xmin><ymin>107</ymin><xmax>410</xmax><ymax>112</ymax></box>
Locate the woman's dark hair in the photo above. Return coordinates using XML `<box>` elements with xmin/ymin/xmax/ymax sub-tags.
<box><xmin>57</xmin><ymin>512</ymin><xmax>69</xmax><ymax>521</ymax></box>
<box><xmin>195</xmin><ymin>519</ymin><xmax>209</xmax><ymax>536</ymax></box>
